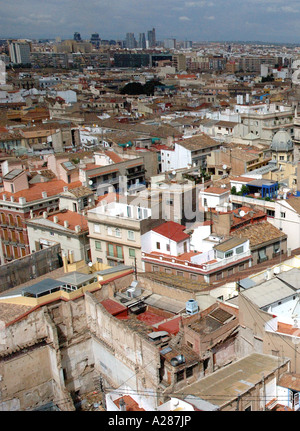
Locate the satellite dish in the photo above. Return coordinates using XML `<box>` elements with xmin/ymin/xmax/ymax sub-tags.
<box><xmin>222</xmin><ymin>164</ymin><xmax>227</xmax><ymax>170</ymax></box>
<box><xmin>88</xmin><ymin>180</ymin><xmax>93</xmax><ymax>185</ymax></box>
<box><xmin>172</xmin><ymin>170</ymin><xmax>176</xmax><ymax>176</ymax></box>
<box><xmin>239</xmin><ymin>210</ymin><xmax>245</xmax><ymax>217</ymax></box>
<box><xmin>88</xmin><ymin>261</ymin><xmax>93</xmax><ymax>267</ymax></box>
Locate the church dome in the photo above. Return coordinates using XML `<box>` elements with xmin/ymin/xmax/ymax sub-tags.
<box><xmin>270</xmin><ymin>130</ymin><xmax>293</xmax><ymax>152</ymax></box>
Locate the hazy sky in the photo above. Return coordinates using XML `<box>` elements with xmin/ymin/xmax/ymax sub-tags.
<box><xmin>1</xmin><ymin>0</ymin><xmax>300</xmax><ymax>43</ymax></box>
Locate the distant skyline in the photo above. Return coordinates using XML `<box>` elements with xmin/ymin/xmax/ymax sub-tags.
<box><xmin>2</xmin><ymin>0</ymin><xmax>300</xmax><ymax>44</ymax></box>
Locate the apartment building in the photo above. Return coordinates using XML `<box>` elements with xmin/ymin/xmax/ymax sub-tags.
<box><xmin>236</xmin><ymin>104</ymin><xmax>294</xmax><ymax>144</ymax></box>
<box><xmin>80</xmin><ymin>155</ymin><xmax>147</xmax><ymax>196</ymax></box>
<box><xmin>26</xmin><ymin>209</ymin><xmax>90</xmax><ymax>262</ymax></box>
<box><xmin>0</xmin><ymin>168</ymin><xmax>81</xmax><ymax>263</ymax></box>
<box><xmin>141</xmin><ymin>221</ymin><xmax>251</xmax><ymax>283</ymax></box>
<box><xmin>160</xmin><ymin>134</ymin><xmax>221</xmax><ymax>172</ymax></box>
<box><xmin>87</xmin><ymin>201</ymin><xmax>163</xmax><ymax>270</ymax></box>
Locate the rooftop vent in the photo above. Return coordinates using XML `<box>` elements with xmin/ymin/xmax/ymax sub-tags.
<box><xmin>170</xmin><ymin>354</ymin><xmax>186</xmax><ymax>367</ymax></box>
<box><xmin>186</xmin><ymin>299</ymin><xmax>199</xmax><ymax>315</ymax></box>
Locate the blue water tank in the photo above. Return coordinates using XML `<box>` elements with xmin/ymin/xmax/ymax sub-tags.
<box><xmin>186</xmin><ymin>299</ymin><xmax>199</xmax><ymax>315</ymax></box>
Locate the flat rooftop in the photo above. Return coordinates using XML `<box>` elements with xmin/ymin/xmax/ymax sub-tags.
<box><xmin>177</xmin><ymin>353</ymin><xmax>288</xmax><ymax>408</ymax></box>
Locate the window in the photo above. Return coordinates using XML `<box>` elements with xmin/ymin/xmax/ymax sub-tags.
<box><xmin>228</xmin><ymin>268</ymin><xmax>233</xmax><ymax>276</ymax></box>
<box><xmin>280</xmin><ymin>212</ymin><xmax>286</xmax><ymax>218</ymax></box>
<box><xmin>115</xmin><ymin>228</ymin><xmax>121</xmax><ymax>238</ymax></box>
<box><xmin>165</xmin><ymin>268</ymin><xmax>172</xmax><ymax>274</ymax></box>
<box><xmin>116</xmin><ymin>246</ymin><xmax>123</xmax><ymax>259</ymax></box>
<box><xmin>108</xmin><ymin>244</ymin><xmax>114</xmax><ymax>257</ymax></box>
<box><xmin>258</xmin><ymin>247</ymin><xmax>267</xmax><ymax>262</ymax></box>
<box><xmin>94</xmin><ymin>224</ymin><xmax>100</xmax><ymax>233</ymax></box>
<box><xmin>107</xmin><ymin>227</ymin><xmax>113</xmax><ymax>235</ymax></box>
<box><xmin>128</xmin><ymin>230</ymin><xmax>135</xmax><ymax>241</ymax></box>
<box><xmin>216</xmin><ymin>272</ymin><xmax>222</xmax><ymax>280</ymax></box>
<box><xmin>190</xmin><ymin>273</ymin><xmax>197</xmax><ymax>280</ymax></box>
<box><xmin>129</xmin><ymin>248</ymin><xmax>135</xmax><ymax>258</ymax></box>
<box><xmin>239</xmin><ymin>263</ymin><xmax>245</xmax><ymax>271</ymax></box>
<box><xmin>273</xmin><ymin>242</ymin><xmax>280</xmax><ymax>253</ymax></box>
<box><xmin>152</xmin><ymin>265</ymin><xmax>159</xmax><ymax>272</ymax></box>
<box><xmin>156</xmin><ymin>242</ymin><xmax>161</xmax><ymax>250</ymax></box>
<box><xmin>225</xmin><ymin>250</ymin><xmax>233</xmax><ymax>258</ymax></box>
<box><xmin>267</xmin><ymin>209</ymin><xmax>275</xmax><ymax>218</ymax></box>
<box><xmin>176</xmin><ymin>370</ymin><xmax>185</xmax><ymax>382</ymax></box>
<box><xmin>166</xmin><ymin>244</ymin><xmax>170</xmax><ymax>252</ymax></box>
<box><xmin>177</xmin><ymin>271</ymin><xmax>184</xmax><ymax>277</ymax></box>
<box><xmin>95</xmin><ymin>241</ymin><xmax>101</xmax><ymax>250</ymax></box>
<box><xmin>236</xmin><ymin>246</ymin><xmax>244</xmax><ymax>254</ymax></box>
<box><xmin>186</xmin><ymin>366</ymin><xmax>194</xmax><ymax>378</ymax></box>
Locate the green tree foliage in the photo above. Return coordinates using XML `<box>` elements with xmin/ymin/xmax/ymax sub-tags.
<box><xmin>120</xmin><ymin>79</ymin><xmax>162</xmax><ymax>96</ymax></box>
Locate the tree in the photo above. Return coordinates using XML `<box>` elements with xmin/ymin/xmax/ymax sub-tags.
<box><xmin>241</xmin><ymin>185</ymin><xmax>249</xmax><ymax>195</ymax></box>
<box><xmin>231</xmin><ymin>186</ymin><xmax>237</xmax><ymax>195</ymax></box>
<box><xmin>120</xmin><ymin>82</ymin><xmax>144</xmax><ymax>95</ymax></box>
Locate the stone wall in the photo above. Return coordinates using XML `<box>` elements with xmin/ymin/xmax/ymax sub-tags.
<box><xmin>0</xmin><ymin>243</ymin><xmax>62</xmax><ymax>292</ymax></box>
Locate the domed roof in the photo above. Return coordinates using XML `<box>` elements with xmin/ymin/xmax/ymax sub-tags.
<box><xmin>270</xmin><ymin>130</ymin><xmax>293</xmax><ymax>152</ymax></box>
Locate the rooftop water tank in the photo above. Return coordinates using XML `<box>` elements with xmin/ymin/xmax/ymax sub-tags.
<box><xmin>186</xmin><ymin>299</ymin><xmax>199</xmax><ymax>315</ymax></box>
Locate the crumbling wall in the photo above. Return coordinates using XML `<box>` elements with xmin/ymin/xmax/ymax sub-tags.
<box><xmin>0</xmin><ymin>307</ymin><xmax>74</xmax><ymax>411</ymax></box>
<box><xmin>0</xmin><ymin>243</ymin><xmax>62</xmax><ymax>292</ymax></box>
<box><xmin>85</xmin><ymin>291</ymin><xmax>161</xmax><ymax>410</ymax></box>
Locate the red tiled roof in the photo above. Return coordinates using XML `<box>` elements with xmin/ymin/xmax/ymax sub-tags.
<box><xmin>152</xmin><ymin>221</ymin><xmax>190</xmax><ymax>242</ymax></box>
<box><xmin>104</xmin><ymin>150</ymin><xmax>124</xmax><ymax>163</ymax></box>
<box><xmin>47</xmin><ymin>210</ymin><xmax>88</xmax><ymax>231</ymax></box>
<box><xmin>202</xmin><ymin>187</ymin><xmax>230</xmax><ymax>195</ymax></box>
<box><xmin>0</xmin><ymin>180</ymin><xmax>82</xmax><ymax>203</ymax></box>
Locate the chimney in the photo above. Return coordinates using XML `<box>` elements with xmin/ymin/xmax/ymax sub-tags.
<box><xmin>2</xmin><ymin>194</ymin><xmax>6</xmax><ymax>201</ymax></box>
<box><xmin>64</xmin><ymin>220</ymin><xmax>69</xmax><ymax>228</ymax></box>
<box><xmin>42</xmin><ymin>191</ymin><xmax>47</xmax><ymax>198</ymax></box>
<box><xmin>69</xmin><ymin>250</ymin><xmax>74</xmax><ymax>264</ymax></box>
<box><xmin>53</xmin><ymin>216</ymin><xmax>58</xmax><ymax>223</ymax></box>
<box><xmin>43</xmin><ymin>211</ymin><xmax>48</xmax><ymax>219</ymax></box>
<box><xmin>75</xmin><ymin>225</ymin><xmax>81</xmax><ymax>233</ymax></box>
<box><xmin>63</xmin><ymin>186</ymin><xmax>68</xmax><ymax>192</ymax></box>
<box><xmin>19</xmin><ymin>197</ymin><xmax>26</xmax><ymax>205</ymax></box>
<box><xmin>10</xmin><ymin>196</ymin><xmax>15</xmax><ymax>202</ymax></box>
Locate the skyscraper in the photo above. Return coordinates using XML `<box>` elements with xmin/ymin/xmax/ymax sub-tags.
<box><xmin>90</xmin><ymin>33</ymin><xmax>100</xmax><ymax>48</ymax></box>
<box><xmin>138</xmin><ymin>33</ymin><xmax>146</xmax><ymax>49</ymax></box>
<box><xmin>147</xmin><ymin>28</ymin><xmax>156</xmax><ymax>48</ymax></box>
<box><xmin>9</xmin><ymin>41</ymin><xmax>31</xmax><ymax>65</ymax></box>
<box><xmin>125</xmin><ymin>33</ymin><xmax>136</xmax><ymax>49</ymax></box>
<box><xmin>74</xmin><ymin>32</ymin><xmax>81</xmax><ymax>41</ymax></box>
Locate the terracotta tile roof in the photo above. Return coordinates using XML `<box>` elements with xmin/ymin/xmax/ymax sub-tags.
<box><xmin>230</xmin><ymin>221</ymin><xmax>286</xmax><ymax>247</ymax></box>
<box><xmin>152</xmin><ymin>221</ymin><xmax>190</xmax><ymax>242</ymax></box>
<box><xmin>203</xmin><ymin>186</ymin><xmax>230</xmax><ymax>195</ymax></box>
<box><xmin>104</xmin><ymin>150</ymin><xmax>124</xmax><ymax>163</ymax></box>
<box><xmin>47</xmin><ymin>210</ymin><xmax>88</xmax><ymax>231</ymax></box>
<box><xmin>285</xmin><ymin>196</ymin><xmax>300</xmax><ymax>214</ymax></box>
<box><xmin>0</xmin><ymin>179</ymin><xmax>82</xmax><ymax>203</ymax></box>
<box><xmin>0</xmin><ymin>302</ymin><xmax>33</xmax><ymax>324</ymax></box>
<box><xmin>278</xmin><ymin>373</ymin><xmax>300</xmax><ymax>391</ymax></box>
<box><xmin>177</xmin><ymin>133</ymin><xmax>221</xmax><ymax>151</ymax></box>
